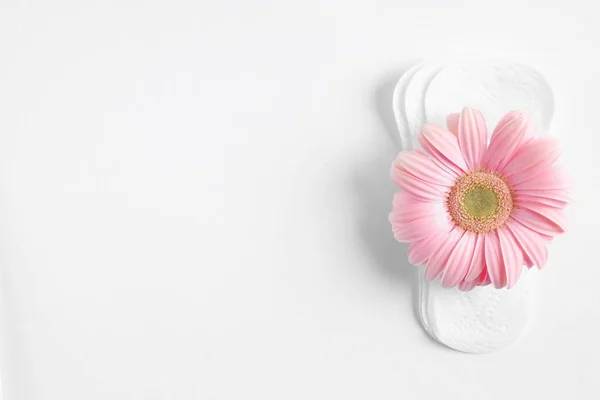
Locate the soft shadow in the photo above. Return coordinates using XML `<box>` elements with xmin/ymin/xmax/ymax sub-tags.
<box><xmin>350</xmin><ymin>64</ymin><xmax>469</xmax><ymax>351</ymax></box>
<box><xmin>351</xmin><ymin>63</ymin><xmax>424</xmax><ymax>323</ymax></box>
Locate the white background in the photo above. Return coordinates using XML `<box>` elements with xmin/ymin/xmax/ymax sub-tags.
<box><xmin>0</xmin><ymin>1</ymin><xmax>599</xmax><ymax>399</ymax></box>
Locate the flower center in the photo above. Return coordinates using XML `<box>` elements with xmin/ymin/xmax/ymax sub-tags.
<box><xmin>463</xmin><ymin>186</ymin><xmax>498</xmax><ymax>218</ymax></box>
<box><xmin>447</xmin><ymin>171</ymin><xmax>513</xmax><ymax>234</ymax></box>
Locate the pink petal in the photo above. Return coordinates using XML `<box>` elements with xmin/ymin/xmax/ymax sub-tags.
<box><xmin>513</xmin><ymin>165</ymin><xmax>570</xmax><ymax>191</ymax></box>
<box><xmin>512</xmin><ymin>207</ymin><xmax>567</xmax><ymax>237</ymax></box>
<box><xmin>458</xmin><ymin>278</ymin><xmax>478</xmax><ymax>291</ymax></box>
<box><xmin>408</xmin><ymin>226</ymin><xmax>452</xmax><ymax>265</ymax></box>
<box><xmin>390</xmin><ymin>216</ymin><xmax>434</xmax><ymax>243</ymax></box>
<box><xmin>485</xmin><ymin>232</ymin><xmax>506</xmax><ymax>289</ymax></box>
<box><xmin>392</xmin><ymin>151</ymin><xmax>455</xmax><ymax>187</ymax></box>
<box><xmin>497</xmin><ymin>227</ymin><xmax>523</xmax><ymax>289</ymax></box>
<box><xmin>390</xmin><ymin>200</ymin><xmax>452</xmax><ymax>243</ymax></box>
<box><xmin>514</xmin><ymin>193</ymin><xmax>569</xmax><ymax>209</ymax></box>
<box><xmin>389</xmin><ymin>201</ymin><xmax>446</xmax><ymax>225</ymax></box>
<box><xmin>391</xmin><ymin>165</ymin><xmax>447</xmax><ymax>202</ymax></box>
<box><xmin>392</xmin><ymin>191</ymin><xmax>423</xmax><ymax>207</ymax></box>
<box><xmin>523</xmin><ymin>254</ymin><xmax>534</xmax><ymax>268</ymax></box>
<box><xmin>425</xmin><ymin>228</ymin><xmax>464</xmax><ymax>281</ymax></box>
<box><xmin>508</xmin><ymin>164</ymin><xmax>550</xmax><ymax>187</ymax></box>
<box><xmin>478</xmin><ymin>269</ymin><xmax>492</xmax><ymax>286</ymax></box>
<box><xmin>482</xmin><ymin>111</ymin><xmax>535</xmax><ymax>173</ymax></box>
<box><xmin>441</xmin><ymin>231</ymin><xmax>477</xmax><ymax>288</ymax></box>
<box><xmin>506</xmin><ymin>219</ymin><xmax>549</xmax><ymax>269</ymax></box>
<box><xmin>502</xmin><ymin>137</ymin><xmax>561</xmax><ymax>181</ymax></box>
<box><xmin>538</xmin><ymin>232</ymin><xmax>555</xmax><ymax>242</ymax></box>
<box><xmin>446</xmin><ymin>113</ymin><xmax>459</xmax><ymax>136</ymax></box>
<box><xmin>464</xmin><ymin>233</ymin><xmax>485</xmax><ymax>282</ymax></box>
<box><xmin>513</xmin><ymin>188</ymin><xmax>574</xmax><ymax>204</ymax></box>
<box><xmin>389</xmin><ymin>185</ymin><xmax>452</xmax><ymax>246</ymax></box>
<box><xmin>418</xmin><ymin>124</ymin><xmax>467</xmax><ymax>176</ymax></box>
<box><xmin>520</xmin><ymin>203</ymin><xmax>568</xmax><ymax>233</ymax></box>
<box><xmin>458</xmin><ymin>107</ymin><xmax>488</xmax><ymax>170</ymax></box>
<box><xmin>463</xmin><ymin>269</ymin><xmax>491</xmax><ymax>289</ymax></box>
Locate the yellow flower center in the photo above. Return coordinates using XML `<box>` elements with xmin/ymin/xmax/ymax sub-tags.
<box><xmin>447</xmin><ymin>171</ymin><xmax>514</xmax><ymax>234</ymax></box>
<box><xmin>463</xmin><ymin>186</ymin><xmax>498</xmax><ymax>219</ymax></box>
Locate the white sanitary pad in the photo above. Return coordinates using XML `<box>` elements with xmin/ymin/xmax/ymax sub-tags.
<box><xmin>392</xmin><ymin>58</ymin><xmax>554</xmax><ymax>353</ymax></box>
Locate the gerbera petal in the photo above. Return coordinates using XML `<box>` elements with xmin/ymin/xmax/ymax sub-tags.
<box><xmin>521</xmin><ymin>203</ymin><xmax>568</xmax><ymax>232</ymax></box>
<box><xmin>482</xmin><ymin>111</ymin><xmax>535</xmax><ymax>173</ymax></box>
<box><xmin>458</xmin><ymin>278</ymin><xmax>479</xmax><ymax>291</ymax></box>
<box><xmin>389</xmin><ymin>203</ymin><xmax>448</xmax><ymax>228</ymax></box>
<box><xmin>506</xmin><ymin>219</ymin><xmax>549</xmax><ymax>269</ymax></box>
<box><xmin>503</xmin><ymin>137</ymin><xmax>562</xmax><ymax>181</ymax></box>
<box><xmin>523</xmin><ymin>254</ymin><xmax>534</xmax><ymax>268</ymax></box>
<box><xmin>513</xmin><ymin>188</ymin><xmax>574</xmax><ymax>204</ymax></box>
<box><xmin>446</xmin><ymin>113</ymin><xmax>459</xmax><ymax>136</ymax></box>
<box><xmin>458</xmin><ymin>107</ymin><xmax>487</xmax><ymax>170</ymax></box>
<box><xmin>391</xmin><ymin>164</ymin><xmax>447</xmax><ymax>202</ymax></box>
<box><xmin>390</xmin><ymin>199</ymin><xmax>445</xmax><ymax>224</ymax></box>
<box><xmin>514</xmin><ymin>193</ymin><xmax>569</xmax><ymax>209</ymax></box>
<box><xmin>391</xmin><ymin>207</ymin><xmax>452</xmax><ymax>243</ymax></box>
<box><xmin>407</xmin><ymin>225</ymin><xmax>452</xmax><ymax>265</ymax></box>
<box><xmin>512</xmin><ymin>207</ymin><xmax>567</xmax><ymax>237</ymax></box>
<box><xmin>392</xmin><ymin>151</ymin><xmax>455</xmax><ymax>187</ymax></box>
<box><xmin>498</xmin><ymin>227</ymin><xmax>524</xmax><ymax>289</ymax></box>
<box><xmin>485</xmin><ymin>232</ymin><xmax>506</xmax><ymax>289</ymax></box>
<box><xmin>425</xmin><ymin>228</ymin><xmax>464</xmax><ymax>281</ymax></box>
<box><xmin>391</xmin><ymin>218</ymin><xmax>431</xmax><ymax>243</ymax></box>
<box><xmin>464</xmin><ymin>233</ymin><xmax>485</xmax><ymax>282</ymax></box>
<box><xmin>419</xmin><ymin>124</ymin><xmax>467</xmax><ymax>176</ymax></box>
<box><xmin>441</xmin><ymin>231</ymin><xmax>477</xmax><ymax>288</ymax></box>
<box><xmin>392</xmin><ymin>191</ymin><xmax>423</xmax><ymax>207</ymax></box>
<box><xmin>464</xmin><ymin>269</ymin><xmax>492</xmax><ymax>288</ymax></box>
<box><xmin>513</xmin><ymin>165</ymin><xmax>570</xmax><ymax>191</ymax></box>
<box><xmin>478</xmin><ymin>269</ymin><xmax>491</xmax><ymax>286</ymax></box>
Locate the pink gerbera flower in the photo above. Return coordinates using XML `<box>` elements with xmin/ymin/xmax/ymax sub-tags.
<box><xmin>389</xmin><ymin>108</ymin><xmax>570</xmax><ymax>291</ymax></box>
